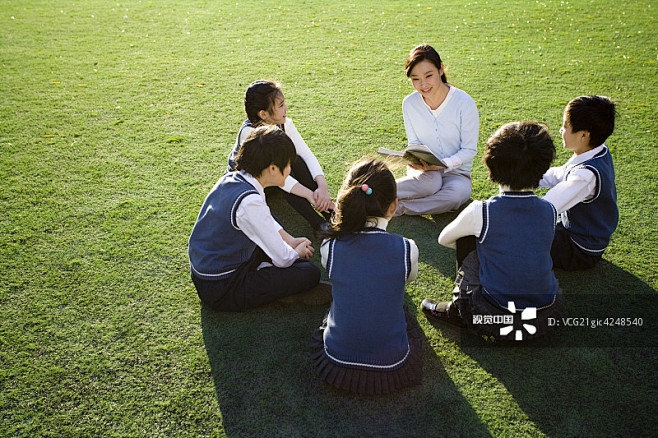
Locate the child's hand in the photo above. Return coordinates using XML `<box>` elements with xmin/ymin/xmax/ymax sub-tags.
<box><xmin>313</xmin><ymin>187</ymin><xmax>334</xmax><ymax>213</ymax></box>
<box><xmin>409</xmin><ymin>159</ymin><xmax>445</xmax><ymax>172</ymax></box>
<box><xmin>293</xmin><ymin>238</ymin><xmax>314</xmax><ymax>259</ymax></box>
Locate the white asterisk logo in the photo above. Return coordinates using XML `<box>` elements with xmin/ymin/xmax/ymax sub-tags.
<box><xmin>499</xmin><ymin>301</ymin><xmax>537</xmax><ymax>341</ymax></box>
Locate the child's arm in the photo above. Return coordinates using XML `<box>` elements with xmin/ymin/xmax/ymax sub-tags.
<box><xmin>406</xmin><ymin>239</ymin><xmax>419</xmax><ymax>283</ymax></box>
<box><xmin>312</xmin><ymin>174</ymin><xmax>335</xmax><ymax>213</ymax></box>
<box><xmin>289</xmin><ymin>182</ymin><xmax>316</xmax><ymax>206</ymax></box>
<box><xmin>543</xmin><ymin>168</ymin><xmax>597</xmax><ymax>214</ymax></box>
<box><xmin>438</xmin><ymin>201</ymin><xmax>482</xmax><ymax>249</ymax></box>
<box><xmin>285</xmin><ymin>119</ymin><xmax>324</xmax><ymax>179</ymax></box>
<box><xmin>538</xmin><ymin>165</ymin><xmax>565</xmax><ymax>189</ymax></box>
<box><xmin>235</xmin><ymin>194</ymin><xmax>305</xmax><ymax>267</ymax></box>
<box><xmin>285</xmin><ymin>119</ymin><xmax>333</xmax><ymax>211</ymax></box>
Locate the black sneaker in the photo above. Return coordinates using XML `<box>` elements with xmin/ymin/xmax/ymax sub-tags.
<box><xmin>421</xmin><ymin>299</ymin><xmax>466</xmax><ymax>328</ymax></box>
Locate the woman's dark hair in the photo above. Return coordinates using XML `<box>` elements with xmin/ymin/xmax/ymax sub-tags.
<box><xmin>323</xmin><ymin>158</ymin><xmax>397</xmax><ymax>239</ymax></box>
<box><xmin>244</xmin><ymin>80</ymin><xmax>283</xmax><ymax>127</ymax></box>
<box><xmin>565</xmin><ymin>95</ymin><xmax>616</xmax><ymax>147</ymax></box>
<box><xmin>235</xmin><ymin>125</ymin><xmax>296</xmax><ymax>177</ymax></box>
<box><xmin>483</xmin><ymin>122</ymin><xmax>555</xmax><ymax>190</ymax></box>
<box><xmin>404</xmin><ymin>44</ymin><xmax>447</xmax><ymax>83</ymax></box>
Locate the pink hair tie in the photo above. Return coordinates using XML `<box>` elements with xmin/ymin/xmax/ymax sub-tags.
<box><xmin>361</xmin><ymin>184</ymin><xmax>373</xmax><ymax>195</ymax></box>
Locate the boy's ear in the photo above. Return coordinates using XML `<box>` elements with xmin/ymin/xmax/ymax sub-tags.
<box><xmin>580</xmin><ymin>130</ymin><xmax>591</xmax><ymax>145</ymax></box>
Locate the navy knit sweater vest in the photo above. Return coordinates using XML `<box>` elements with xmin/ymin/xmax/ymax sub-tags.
<box><xmin>563</xmin><ymin>146</ymin><xmax>618</xmax><ymax>254</ymax></box>
<box><xmin>188</xmin><ymin>172</ymin><xmax>259</xmax><ymax>280</ymax></box>
<box><xmin>477</xmin><ymin>193</ymin><xmax>558</xmax><ymax>309</ymax></box>
<box><xmin>323</xmin><ymin>230</ymin><xmax>412</xmax><ymax>370</ymax></box>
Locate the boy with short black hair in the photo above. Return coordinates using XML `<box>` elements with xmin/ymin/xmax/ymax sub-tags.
<box><xmin>188</xmin><ymin>125</ymin><xmax>329</xmax><ymax>311</ymax></box>
<box><xmin>422</xmin><ymin>122</ymin><xmax>564</xmax><ymax>340</ymax></box>
<box><xmin>540</xmin><ymin>95</ymin><xmax>618</xmax><ymax>270</ymax></box>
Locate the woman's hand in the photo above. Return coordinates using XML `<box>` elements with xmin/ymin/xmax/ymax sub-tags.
<box><xmin>408</xmin><ymin>159</ymin><xmax>445</xmax><ymax>172</ymax></box>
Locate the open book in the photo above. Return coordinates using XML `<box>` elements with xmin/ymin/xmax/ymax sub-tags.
<box><xmin>377</xmin><ymin>145</ymin><xmax>447</xmax><ymax>168</ymax></box>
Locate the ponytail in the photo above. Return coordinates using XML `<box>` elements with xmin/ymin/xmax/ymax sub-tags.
<box><xmin>244</xmin><ymin>80</ymin><xmax>283</xmax><ymax>127</ymax></box>
<box><xmin>322</xmin><ymin>159</ymin><xmax>396</xmax><ymax>239</ymax></box>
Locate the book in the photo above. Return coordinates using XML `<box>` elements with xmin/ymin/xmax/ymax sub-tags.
<box><xmin>377</xmin><ymin>145</ymin><xmax>447</xmax><ymax>168</ymax></box>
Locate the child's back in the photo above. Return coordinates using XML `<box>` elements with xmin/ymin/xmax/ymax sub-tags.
<box><xmin>323</xmin><ymin>228</ymin><xmax>411</xmax><ymax>367</ymax></box>
<box><xmin>311</xmin><ymin>159</ymin><xmax>423</xmax><ymax>394</ymax></box>
<box><xmin>477</xmin><ymin>192</ymin><xmax>557</xmax><ymax>309</ymax></box>
<box><xmin>424</xmin><ymin>122</ymin><xmax>565</xmax><ymax>340</ymax></box>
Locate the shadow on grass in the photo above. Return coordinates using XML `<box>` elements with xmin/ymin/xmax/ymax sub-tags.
<box><xmin>387</xmin><ymin>206</ymin><xmax>466</xmax><ymax>281</ymax></box>
<box><xmin>425</xmin><ymin>260</ymin><xmax>657</xmax><ymax>437</ymax></box>
<box><xmin>201</xmin><ymin>301</ymin><xmax>493</xmax><ymax>437</ymax></box>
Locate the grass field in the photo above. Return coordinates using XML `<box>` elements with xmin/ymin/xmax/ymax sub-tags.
<box><xmin>1</xmin><ymin>0</ymin><xmax>657</xmax><ymax>436</ymax></box>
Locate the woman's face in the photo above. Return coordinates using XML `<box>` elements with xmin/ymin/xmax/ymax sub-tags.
<box><xmin>409</xmin><ymin>59</ymin><xmax>444</xmax><ymax>100</ymax></box>
<box><xmin>262</xmin><ymin>92</ymin><xmax>288</xmax><ymax>125</ymax></box>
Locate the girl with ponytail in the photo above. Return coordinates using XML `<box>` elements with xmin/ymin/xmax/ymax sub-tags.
<box><xmin>310</xmin><ymin>158</ymin><xmax>424</xmax><ymax>395</ymax></box>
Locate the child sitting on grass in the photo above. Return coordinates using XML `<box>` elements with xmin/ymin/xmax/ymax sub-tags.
<box><xmin>228</xmin><ymin>80</ymin><xmax>334</xmax><ymax>231</ymax></box>
<box><xmin>310</xmin><ymin>158</ymin><xmax>423</xmax><ymax>394</ymax></box>
<box><xmin>422</xmin><ymin>122</ymin><xmax>564</xmax><ymax>341</ymax></box>
<box><xmin>189</xmin><ymin>125</ymin><xmax>330</xmax><ymax>312</ymax></box>
<box><xmin>540</xmin><ymin>95</ymin><xmax>618</xmax><ymax>270</ymax></box>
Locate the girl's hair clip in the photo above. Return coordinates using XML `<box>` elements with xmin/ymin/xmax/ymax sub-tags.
<box><xmin>361</xmin><ymin>184</ymin><xmax>373</xmax><ymax>195</ymax></box>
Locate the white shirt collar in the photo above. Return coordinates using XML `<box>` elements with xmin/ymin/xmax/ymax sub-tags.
<box><xmin>498</xmin><ymin>185</ymin><xmax>534</xmax><ymax>194</ymax></box>
<box><xmin>239</xmin><ymin>170</ymin><xmax>266</xmax><ymax>198</ymax></box>
<box><xmin>566</xmin><ymin>144</ymin><xmax>606</xmax><ymax>168</ymax></box>
<box><xmin>365</xmin><ymin>217</ymin><xmax>389</xmax><ymax>230</ymax></box>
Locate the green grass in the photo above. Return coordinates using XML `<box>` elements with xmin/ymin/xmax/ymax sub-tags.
<box><xmin>1</xmin><ymin>0</ymin><xmax>656</xmax><ymax>436</ymax></box>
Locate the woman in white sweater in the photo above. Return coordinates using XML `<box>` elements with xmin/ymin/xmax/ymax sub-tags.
<box><xmin>396</xmin><ymin>44</ymin><xmax>480</xmax><ymax>216</ymax></box>
<box><xmin>228</xmin><ymin>80</ymin><xmax>334</xmax><ymax>230</ymax></box>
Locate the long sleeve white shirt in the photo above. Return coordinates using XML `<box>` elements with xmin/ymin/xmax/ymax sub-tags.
<box><xmin>235</xmin><ymin>171</ymin><xmax>299</xmax><ymax>268</ymax></box>
<box><xmin>320</xmin><ymin>217</ymin><xmax>419</xmax><ymax>282</ymax></box>
<box><xmin>438</xmin><ymin>186</ymin><xmax>544</xmax><ymax>248</ymax></box>
<box><xmin>539</xmin><ymin>145</ymin><xmax>604</xmax><ymax>214</ymax></box>
<box><xmin>238</xmin><ymin>117</ymin><xmax>324</xmax><ymax>192</ymax></box>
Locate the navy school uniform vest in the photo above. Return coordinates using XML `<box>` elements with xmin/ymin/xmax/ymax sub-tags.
<box><xmin>188</xmin><ymin>172</ymin><xmax>259</xmax><ymax>280</ymax></box>
<box><xmin>323</xmin><ymin>230</ymin><xmax>412</xmax><ymax>370</ymax></box>
<box><xmin>477</xmin><ymin>192</ymin><xmax>559</xmax><ymax>309</ymax></box>
<box><xmin>227</xmin><ymin>120</ymin><xmax>286</xmax><ymax>172</ymax></box>
<box><xmin>563</xmin><ymin>146</ymin><xmax>618</xmax><ymax>255</ymax></box>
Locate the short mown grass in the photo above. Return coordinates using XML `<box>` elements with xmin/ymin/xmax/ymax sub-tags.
<box><xmin>1</xmin><ymin>0</ymin><xmax>656</xmax><ymax>436</ymax></box>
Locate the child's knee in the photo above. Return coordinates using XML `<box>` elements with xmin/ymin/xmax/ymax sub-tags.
<box><xmin>294</xmin><ymin>259</ymin><xmax>321</xmax><ymax>285</ymax></box>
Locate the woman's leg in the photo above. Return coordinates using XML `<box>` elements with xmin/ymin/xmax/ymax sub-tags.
<box><xmin>397</xmin><ymin>172</ymin><xmax>472</xmax><ymax>216</ymax></box>
<box><xmin>396</xmin><ymin>169</ymin><xmax>443</xmax><ymax>200</ymax></box>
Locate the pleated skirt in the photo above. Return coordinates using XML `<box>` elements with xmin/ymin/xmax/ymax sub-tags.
<box><xmin>310</xmin><ymin>308</ymin><xmax>424</xmax><ymax>395</ymax></box>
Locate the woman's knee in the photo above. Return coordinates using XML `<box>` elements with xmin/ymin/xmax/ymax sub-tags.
<box><xmin>444</xmin><ymin>176</ymin><xmax>472</xmax><ymax>205</ymax></box>
<box><xmin>396</xmin><ymin>171</ymin><xmax>443</xmax><ymax>199</ymax></box>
